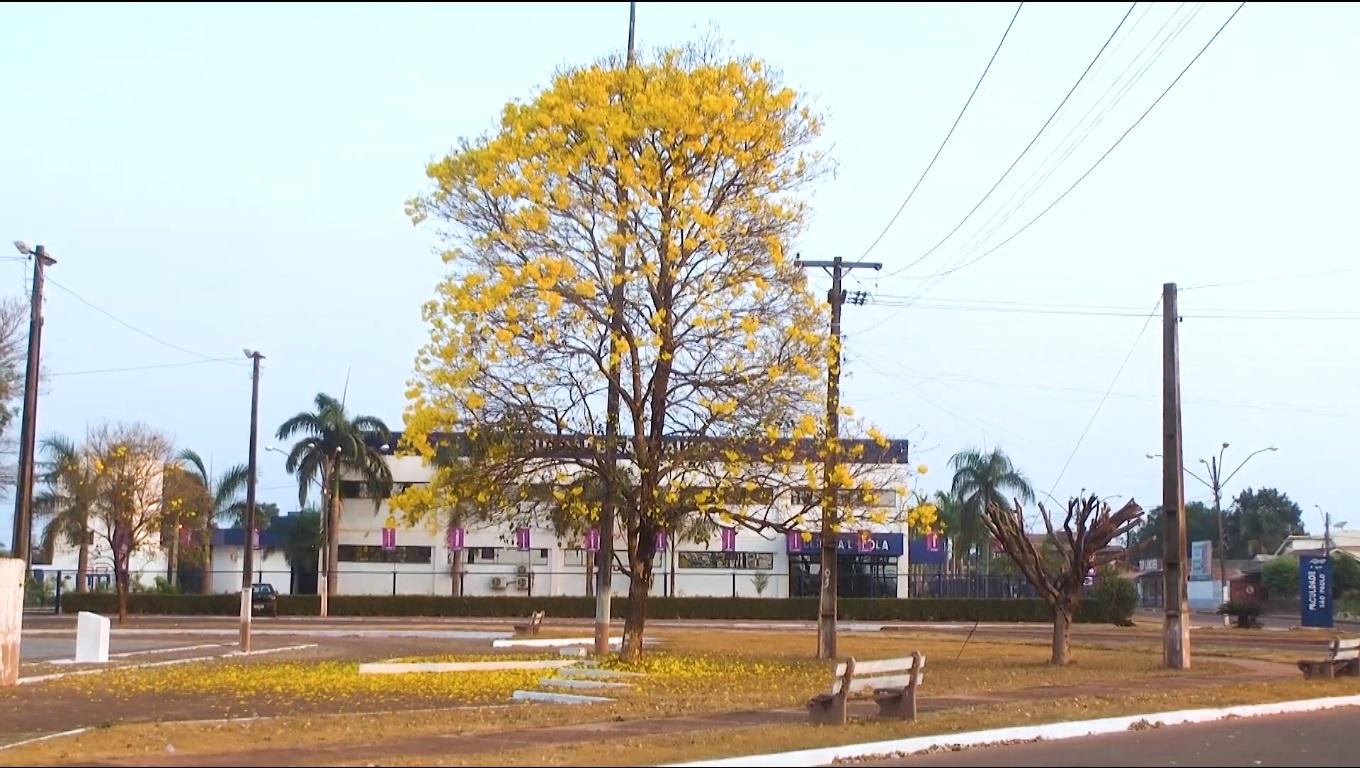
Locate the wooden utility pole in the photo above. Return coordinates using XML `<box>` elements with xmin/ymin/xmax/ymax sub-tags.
<box><xmin>799</xmin><ymin>257</ymin><xmax>879</xmax><ymax>659</ymax></box>
<box><xmin>1161</xmin><ymin>282</ymin><xmax>1190</xmax><ymax>669</ymax></box>
<box><xmin>10</xmin><ymin>243</ymin><xmax>54</xmax><ymax>566</ymax></box>
<box><xmin>596</xmin><ymin>0</ymin><xmax>637</xmax><ymax>658</ymax></box>
<box><xmin>240</xmin><ymin>350</ymin><xmax>264</xmax><ymax>652</ymax></box>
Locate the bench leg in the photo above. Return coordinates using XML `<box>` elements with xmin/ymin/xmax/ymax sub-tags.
<box><xmin>874</xmin><ymin>685</ymin><xmax>918</xmax><ymax>721</ymax></box>
<box><xmin>809</xmin><ymin>694</ymin><xmax>847</xmax><ymax>726</ymax></box>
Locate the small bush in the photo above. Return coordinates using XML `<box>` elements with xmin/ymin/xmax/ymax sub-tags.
<box><xmin>1093</xmin><ymin>566</ymin><xmax>1139</xmax><ymax>626</ymax></box>
<box><xmin>1218</xmin><ymin>599</ymin><xmax>1262</xmax><ymax>629</ymax></box>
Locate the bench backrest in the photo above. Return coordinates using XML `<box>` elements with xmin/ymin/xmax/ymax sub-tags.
<box><xmin>830</xmin><ymin>653</ymin><xmax>925</xmax><ymax>696</ymax></box>
<box><xmin>1330</xmin><ymin>638</ymin><xmax>1359</xmax><ymax>661</ymax></box>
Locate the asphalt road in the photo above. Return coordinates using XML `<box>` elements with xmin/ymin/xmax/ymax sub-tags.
<box><xmin>869</xmin><ymin>707</ymin><xmax>1360</xmax><ymax>766</ymax></box>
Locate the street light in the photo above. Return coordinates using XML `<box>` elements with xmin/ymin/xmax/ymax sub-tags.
<box><xmin>1147</xmin><ymin>445</ymin><xmax>1277</xmax><ymax>623</ymax></box>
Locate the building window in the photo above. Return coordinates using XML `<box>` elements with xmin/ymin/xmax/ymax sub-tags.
<box><xmin>337</xmin><ymin>545</ymin><xmax>432</xmax><ymax>564</ymax></box>
<box><xmin>339</xmin><ymin>481</ymin><xmax>427</xmax><ymax>500</ymax></box>
<box><xmin>467</xmin><ymin>547</ymin><xmax>549</xmax><ymax>564</ymax></box>
<box><xmin>677</xmin><ymin>551</ymin><xmax>775</xmax><ymax>570</ymax></box>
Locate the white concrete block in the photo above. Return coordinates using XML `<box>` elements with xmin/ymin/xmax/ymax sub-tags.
<box><xmin>75</xmin><ymin>612</ymin><xmax>110</xmax><ymax>664</ymax></box>
<box><xmin>0</xmin><ymin>559</ymin><xmax>22</xmax><ymax>686</ymax></box>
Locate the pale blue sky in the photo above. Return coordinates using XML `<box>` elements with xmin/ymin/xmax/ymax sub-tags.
<box><xmin>3</xmin><ymin>2</ymin><xmax>1356</xmax><ymax>543</ymax></box>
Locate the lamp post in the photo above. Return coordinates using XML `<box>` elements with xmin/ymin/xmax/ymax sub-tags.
<box><xmin>1147</xmin><ymin>445</ymin><xmax>1277</xmax><ymax>624</ymax></box>
<box><xmin>240</xmin><ymin>349</ymin><xmax>264</xmax><ymax>652</ymax></box>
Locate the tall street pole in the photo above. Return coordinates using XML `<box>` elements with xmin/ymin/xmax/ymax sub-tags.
<box><xmin>240</xmin><ymin>350</ymin><xmax>264</xmax><ymax>652</ymax></box>
<box><xmin>596</xmin><ymin>0</ymin><xmax>637</xmax><ymax>658</ymax></box>
<box><xmin>1161</xmin><ymin>282</ymin><xmax>1190</xmax><ymax>670</ymax></box>
<box><xmin>799</xmin><ymin>256</ymin><xmax>879</xmax><ymax>659</ymax></box>
<box><xmin>10</xmin><ymin>242</ymin><xmax>54</xmax><ymax>565</ymax></box>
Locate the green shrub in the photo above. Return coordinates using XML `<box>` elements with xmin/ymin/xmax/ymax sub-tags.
<box><xmin>1093</xmin><ymin>566</ymin><xmax>1139</xmax><ymax>626</ymax></box>
<box><xmin>1262</xmin><ymin>557</ymin><xmax>1298</xmax><ymax>597</ymax></box>
<box><xmin>60</xmin><ymin>592</ymin><xmax>1120</xmax><ymax>623</ymax></box>
<box><xmin>1218</xmin><ymin>599</ymin><xmax>1262</xmax><ymax>629</ymax></box>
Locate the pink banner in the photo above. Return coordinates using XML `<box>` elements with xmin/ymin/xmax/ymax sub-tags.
<box><xmin>584</xmin><ymin>527</ymin><xmax>600</xmax><ymax>553</ymax></box>
<box><xmin>515</xmin><ymin>527</ymin><xmax>531</xmax><ymax>551</ymax></box>
<box><xmin>381</xmin><ymin>527</ymin><xmax>396</xmax><ymax>552</ymax></box>
<box><xmin>721</xmin><ymin>527</ymin><xmax>737</xmax><ymax>552</ymax></box>
<box><xmin>655</xmin><ymin>530</ymin><xmax>668</xmax><ymax>552</ymax></box>
<box><xmin>447</xmin><ymin>526</ymin><xmax>465</xmax><ymax>552</ymax></box>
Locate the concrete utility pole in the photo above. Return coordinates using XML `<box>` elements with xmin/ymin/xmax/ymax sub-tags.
<box><xmin>1161</xmin><ymin>282</ymin><xmax>1190</xmax><ymax>670</ymax></box>
<box><xmin>798</xmin><ymin>257</ymin><xmax>879</xmax><ymax>660</ymax></box>
<box><xmin>240</xmin><ymin>350</ymin><xmax>264</xmax><ymax>652</ymax></box>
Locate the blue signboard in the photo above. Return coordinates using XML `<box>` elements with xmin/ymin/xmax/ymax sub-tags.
<box><xmin>908</xmin><ymin>532</ymin><xmax>947</xmax><ymax>565</ymax></box>
<box><xmin>1300</xmin><ymin>555</ymin><xmax>1333</xmax><ymax>628</ymax></box>
<box><xmin>786</xmin><ymin>532</ymin><xmax>904</xmax><ymax>557</ymax></box>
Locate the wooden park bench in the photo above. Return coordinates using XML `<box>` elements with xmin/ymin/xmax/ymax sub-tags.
<box><xmin>808</xmin><ymin>652</ymin><xmax>924</xmax><ymax>726</ymax></box>
<box><xmin>1297</xmin><ymin>637</ymin><xmax>1359</xmax><ymax>679</ymax></box>
<box><xmin>513</xmin><ymin>610</ymin><xmax>545</xmax><ymax>637</ymax></box>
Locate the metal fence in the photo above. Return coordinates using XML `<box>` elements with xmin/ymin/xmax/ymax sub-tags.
<box><xmin>28</xmin><ymin>566</ymin><xmax>1089</xmax><ymax>612</ymax></box>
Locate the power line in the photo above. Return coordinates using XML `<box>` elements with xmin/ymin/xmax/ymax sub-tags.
<box><xmin>884</xmin><ymin>2</ymin><xmax>1138</xmax><ymax>279</ymax></box>
<box><xmin>46</xmin><ymin>276</ymin><xmax>244</xmax><ymax>364</ymax></box>
<box><xmin>931</xmin><ymin>2</ymin><xmax>1203</xmax><ymax>276</ymax></box>
<box><xmin>1048</xmin><ymin>297</ymin><xmax>1162</xmax><ymax>496</ymax></box>
<box><xmin>912</xmin><ymin>2</ymin><xmax>1246</xmax><ymax>283</ymax></box>
<box><xmin>1181</xmin><ymin>266</ymin><xmax>1360</xmax><ymax>291</ymax></box>
<box><xmin>858</xmin><ymin>2</ymin><xmax>1024</xmax><ymax>260</ymax></box>
<box><xmin>49</xmin><ymin>358</ymin><xmax>238</xmax><ymax>377</ymax></box>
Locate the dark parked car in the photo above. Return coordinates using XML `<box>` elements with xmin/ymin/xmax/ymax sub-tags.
<box><xmin>251</xmin><ymin>583</ymin><xmax>278</xmax><ymax>617</ymax></box>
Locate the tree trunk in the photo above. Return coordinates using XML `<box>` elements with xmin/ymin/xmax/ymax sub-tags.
<box><xmin>202</xmin><ymin>541</ymin><xmax>214</xmax><ymax>594</ymax></box>
<box><xmin>668</xmin><ymin>532</ymin><xmax>676</xmax><ymax>597</ymax></box>
<box><xmin>115</xmin><ymin>557</ymin><xmax>130</xmax><ymax>626</ymax></box>
<box><xmin>450</xmin><ymin>548</ymin><xmax>463</xmax><ymax>597</ymax></box>
<box><xmin>167</xmin><ymin>529</ymin><xmax>179</xmax><ymax>589</ymax></box>
<box><xmin>326</xmin><ymin>466</ymin><xmax>341</xmax><ymax>598</ymax></box>
<box><xmin>585</xmin><ymin>551</ymin><xmax>594</xmax><ymax>598</ymax></box>
<box><xmin>1051</xmin><ymin>604</ymin><xmax>1073</xmax><ymax>665</ymax></box>
<box><xmin>621</xmin><ymin>555</ymin><xmax>653</xmax><ymax>662</ymax></box>
<box><xmin>75</xmin><ymin>534</ymin><xmax>89</xmax><ymax>594</ymax></box>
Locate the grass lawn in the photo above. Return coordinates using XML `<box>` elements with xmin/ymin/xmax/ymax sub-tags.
<box><xmin>0</xmin><ymin>627</ymin><xmax>1288</xmax><ymax>766</ymax></box>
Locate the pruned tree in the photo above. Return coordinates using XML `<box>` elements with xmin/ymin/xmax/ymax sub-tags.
<box><xmin>982</xmin><ymin>494</ymin><xmax>1143</xmax><ymax>665</ymax></box>
<box><xmin>397</xmin><ymin>43</ymin><xmax>926</xmax><ymax>659</ymax></box>
<box><xmin>87</xmin><ymin>423</ymin><xmax>174</xmax><ymax>624</ymax></box>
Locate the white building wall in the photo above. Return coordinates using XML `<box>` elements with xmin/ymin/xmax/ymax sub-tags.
<box><xmin>210</xmin><ymin>547</ymin><xmax>293</xmax><ymax>595</ymax></box>
<box><xmin>331</xmin><ymin>449</ymin><xmax>915</xmax><ymax>599</ymax></box>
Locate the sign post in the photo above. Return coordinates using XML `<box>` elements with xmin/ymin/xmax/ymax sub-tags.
<box><xmin>1300</xmin><ymin>555</ymin><xmax>1333</xmax><ymax>628</ymax></box>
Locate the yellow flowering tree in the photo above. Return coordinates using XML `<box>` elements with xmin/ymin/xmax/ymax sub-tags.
<box><xmin>399</xmin><ymin>45</ymin><xmax>921</xmax><ymax>658</ymax></box>
<box><xmin>87</xmin><ymin>423</ymin><xmax>174</xmax><ymax>624</ymax></box>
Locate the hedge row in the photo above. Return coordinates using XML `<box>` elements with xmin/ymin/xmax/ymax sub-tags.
<box><xmin>58</xmin><ymin>593</ymin><xmax>1126</xmax><ymax>623</ymax></box>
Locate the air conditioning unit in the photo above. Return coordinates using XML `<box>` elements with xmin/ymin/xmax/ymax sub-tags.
<box><xmin>489</xmin><ymin>576</ymin><xmax>508</xmax><ymax>591</ymax></box>
<box><xmin>515</xmin><ymin>565</ymin><xmax>529</xmax><ymax>576</ymax></box>
<box><xmin>515</xmin><ymin>576</ymin><xmax>530</xmax><ymax>591</ymax></box>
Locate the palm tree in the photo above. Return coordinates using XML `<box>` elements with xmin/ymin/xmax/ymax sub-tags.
<box><xmin>930</xmin><ymin>490</ymin><xmax>965</xmax><ymax>569</ymax></box>
<box><xmin>175</xmin><ymin>449</ymin><xmax>249</xmax><ymax>592</ymax></box>
<box><xmin>34</xmin><ymin>436</ymin><xmax>98</xmax><ymax>593</ymax></box>
<box><xmin>948</xmin><ymin>447</ymin><xmax>1035</xmax><ymax>567</ymax></box>
<box><xmin>276</xmin><ymin>393</ymin><xmax>392</xmax><ymax>596</ymax></box>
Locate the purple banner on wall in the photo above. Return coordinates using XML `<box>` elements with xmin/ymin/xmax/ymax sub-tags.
<box><xmin>655</xmin><ymin>530</ymin><xmax>668</xmax><ymax>552</ymax></box>
<box><xmin>515</xmin><ymin>527</ymin><xmax>531</xmax><ymax>551</ymax></box>
<box><xmin>447</xmin><ymin>527</ymin><xmax>465</xmax><ymax>552</ymax></box>
<box><xmin>585</xmin><ymin>527</ymin><xmax>600</xmax><ymax>553</ymax></box>
<box><xmin>721</xmin><ymin>527</ymin><xmax>737</xmax><ymax>552</ymax></box>
<box><xmin>908</xmin><ymin>531</ymin><xmax>947</xmax><ymax>565</ymax></box>
<box><xmin>381</xmin><ymin>527</ymin><xmax>396</xmax><ymax>552</ymax></box>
